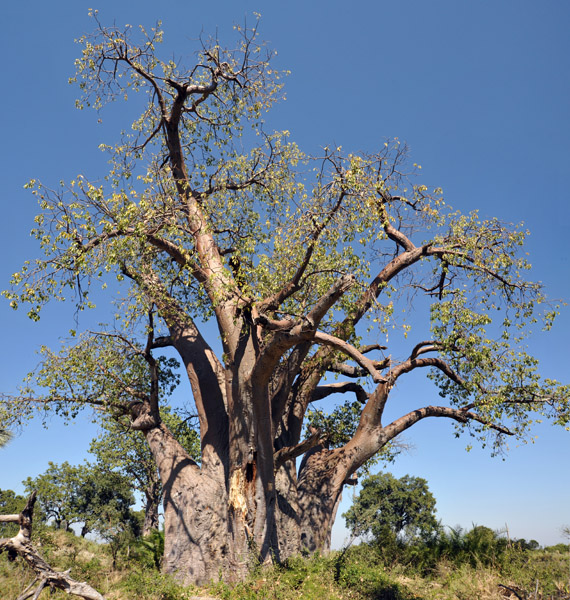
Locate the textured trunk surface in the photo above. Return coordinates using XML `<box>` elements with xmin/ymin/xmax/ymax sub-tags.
<box><xmin>142</xmin><ymin>487</ymin><xmax>161</xmax><ymax>536</ymax></box>
<box><xmin>297</xmin><ymin>449</ymin><xmax>348</xmax><ymax>552</ymax></box>
<box><xmin>143</xmin><ymin>421</ymin><xmax>342</xmax><ymax>585</ymax></box>
<box><xmin>162</xmin><ymin>470</ymin><xmax>233</xmax><ymax>583</ymax></box>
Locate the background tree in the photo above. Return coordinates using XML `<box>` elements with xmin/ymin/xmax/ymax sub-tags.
<box><xmin>23</xmin><ymin>461</ymin><xmax>137</xmax><ymax>539</ymax></box>
<box><xmin>73</xmin><ymin>464</ymin><xmax>138</xmax><ymax>539</ymax></box>
<box><xmin>1</xmin><ymin>13</ymin><xmax>568</xmax><ymax>584</ymax></box>
<box><xmin>344</xmin><ymin>472</ymin><xmax>439</xmax><ymax>545</ymax></box>
<box><xmin>23</xmin><ymin>462</ymin><xmax>85</xmax><ymax>531</ymax></box>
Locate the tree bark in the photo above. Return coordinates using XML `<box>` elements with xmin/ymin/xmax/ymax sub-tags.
<box><xmin>143</xmin><ymin>423</ymin><xmax>246</xmax><ymax>584</ymax></box>
<box><xmin>142</xmin><ymin>483</ymin><xmax>161</xmax><ymax>536</ymax></box>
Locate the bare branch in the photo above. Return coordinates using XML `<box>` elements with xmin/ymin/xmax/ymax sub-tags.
<box><xmin>313</xmin><ymin>332</ymin><xmax>387</xmax><ymax>384</ymax></box>
<box><xmin>312</xmin><ymin>382</ymin><xmax>368</xmax><ymax>404</ymax></box>
<box><xmin>0</xmin><ymin>514</ymin><xmax>20</xmax><ymax>524</ymax></box>
<box><xmin>383</xmin><ymin>405</ymin><xmax>514</xmax><ymax>440</ymax></box>
<box><xmin>360</xmin><ymin>343</ymin><xmax>388</xmax><ymax>354</ymax></box>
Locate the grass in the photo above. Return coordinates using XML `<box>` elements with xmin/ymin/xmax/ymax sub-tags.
<box><xmin>1</xmin><ymin>528</ymin><xmax>568</xmax><ymax>600</ymax></box>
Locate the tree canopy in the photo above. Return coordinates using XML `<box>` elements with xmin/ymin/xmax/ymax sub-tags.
<box><xmin>23</xmin><ymin>462</ymin><xmax>84</xmax><ymax>531</ymax></box>
<box><xmin>23</xmin><ymin>461</ymin><xmax>137</xmax><ymax>539</ymax></box>
<box><xmin>343</xmin><ymin>472</ymin><xmax>439</xmax><ymax>543</ymax></box>
<box><xmin>1</xmin><ymin>13</ymin><xmax>568</xmax><ymax>584</ymax></box>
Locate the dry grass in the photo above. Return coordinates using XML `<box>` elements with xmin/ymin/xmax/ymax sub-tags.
<box><xmin>1</xmin><ymin>529</ymin><xmax>568</xmax><ymax>600</ymax></box>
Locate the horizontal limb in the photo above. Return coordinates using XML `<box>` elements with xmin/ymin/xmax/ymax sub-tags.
<box><xmin>383</xmin><ymin>405</ymin><xmax>514</xmax><ymax>441</ymax></box>
<box><xmin>274</xmin><ymin>428</ymin><xmax>325</xmax><ymax>469</ymax></box>
<box><xmin>311</xmin><ymin>382</ymin><xmax>368</xmax><ymax>404</ymax></box>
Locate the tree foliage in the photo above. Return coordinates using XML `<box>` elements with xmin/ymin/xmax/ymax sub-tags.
<box><xmin>23</xmin><ymin>462</ymin><xmax>84</xmax><ymax>531</ymax></box>
<box><xmin>344</xmin><ymin>472</ymin><xmax>439</xmax><ymax>543</ymax></box>
<box><xmin>1</xmin><ymin>12</ymin><xmax>568</xmax><ymax>583</ymax></box>
<box><xmin>23</xmin><ymin>461</ymin><xmax>137</xmax><ymax>539</ymax></box>
<box><xmin>0</xmin><ymin>429</ymin><xmax>12</xmax><ymax>448</ymax></box>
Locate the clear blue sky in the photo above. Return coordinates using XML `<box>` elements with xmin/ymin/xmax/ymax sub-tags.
<box><xmin>1</xmin><ymin>1</ymin><xmax>569</xmax><ymax>547</ymax></box>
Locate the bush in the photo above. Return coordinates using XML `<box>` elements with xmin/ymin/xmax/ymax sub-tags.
<box><xmin>119</xmin><ymin>570</ymin><xmax>193</xmax><ymax>600</ymax></box>
<box><xmin>130</xmin><ymin>529</ymin><xmax>165</xmax><ymax>570</ymax></box>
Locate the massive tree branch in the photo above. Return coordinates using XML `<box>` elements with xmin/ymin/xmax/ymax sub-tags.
<box><xmin>383</xmin><ymin>405</ymin><xmax>514</xmax><ymax>440</ymax></box>
<box><xmin>253</xmin><ymin>274</ymin><xmax>356</xmax><ymax>386</ymax></box>
<box><xmin>274</xmin><ymin>428</ymin><xmax>325</xmax><ymax>469</ymax></box>
<box><xmin>311</xmin><ymin>382</ymin><xmax>368</xmax><ymax>404</ymax></box>
<box><xmin>121</xmin><ymin>262</ymin><xmax>229</xmax><ymax>473</ymax></box>
<box><xmin>313</xmin><ymin>332</ymin><xmax>387</xmax><ymax>384</ymax></box>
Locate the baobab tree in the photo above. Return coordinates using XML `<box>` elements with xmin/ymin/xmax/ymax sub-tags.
<box><xmin>2</xmin><ymin>13</ymin><xmax>568</xmax><ymax>585</ymax></box>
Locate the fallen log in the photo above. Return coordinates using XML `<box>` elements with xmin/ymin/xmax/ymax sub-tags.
<box><xmin>0</xmin><ymin>491</ymin><xmax>106</xmax><ymax>600</ymax></box>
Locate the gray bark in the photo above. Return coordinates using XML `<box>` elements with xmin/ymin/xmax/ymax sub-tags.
<box><xmin>142</xmin><ymin>491</ymin><xmax>160</xmax><ymax>536</ymax></box>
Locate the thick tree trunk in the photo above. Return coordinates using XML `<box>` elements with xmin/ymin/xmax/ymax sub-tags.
<box><xmin>297</xmin><ymin>447</ymin><xmax>353</xmax><ymax>552</ymax></box>
<box><xmin>162</xmin><ymin>467</ymin><xmax>234</xmax><ymax>584</ymax></box>
<box><xmin>144</xmin><ymin>423</ymin><xmax>253</xmax><ymax>584</ymax></box>
<box><xmin>140</xmin><ymin>332</ymin><xmax>363</xmax><ymax>585</ymax></box>
<box><xmin>142</xmin><ymin>420</ymin><xmax>341</xmax><ymax>584</ymax></box>
<box><xmin>274</xmin><ymin>461</ymin><xmax>302</xmax><ymax>558</ymax></box>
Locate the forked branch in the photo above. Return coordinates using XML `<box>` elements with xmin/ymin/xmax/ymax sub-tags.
<box><xmin>274</xmin><ymin>428</ymin><xmax>326</xmax><ymax>469</ymax></box>
<box><xmin>314</xmin><ymin>332</ymin><xmax>387</xmax><ymax>384</ymax></box>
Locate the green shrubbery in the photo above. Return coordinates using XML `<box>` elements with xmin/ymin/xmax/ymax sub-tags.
<box><xmin>339</xmin><ymin>528</ymin><xmax>569</xmax><ymax>599</ymax></box>
<box><xmin>375</xmin><ymin>524</ymin><xmax>512</xmax><ymax>573</ymax></box>
<box><xmin>0</xmin><ymin>523</ymin><xmax>568</xmax><ymax>599</ymax></box>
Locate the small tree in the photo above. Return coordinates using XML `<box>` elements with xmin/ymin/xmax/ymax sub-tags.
<box><xmin>23</xmin><ymin>462</ymin><xmax>85</xmax><ymax>531</ymax></box>
<box><xmin>23</xmin><ymin>461</ymin><xmax>137</xmax><ymax>538</ymax></box>
<box><xmin>344</xmin><ymin>472</ymin><xmax>439</xmax><ymax>544</ymax></box>
<box><xmin>73</xmin><ymin>464</ymin><xmax>138</xmax><ymax>539</ymax></box>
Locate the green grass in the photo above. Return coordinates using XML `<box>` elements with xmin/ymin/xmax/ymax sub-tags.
<box><xmin>1</xmin><ymin>528</ymin><xmax>568</xmax><ymax>600</ymax></box>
